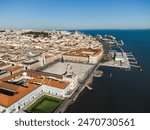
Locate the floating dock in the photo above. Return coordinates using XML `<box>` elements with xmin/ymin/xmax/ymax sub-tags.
<box><xmin>127</xmin><ymin>52</ymin><xmax>142</xmax><ymax>71</ymax></box>
<box><xmin>86</xmin><ymin>85</ymin><xmax>93</xmax><ymax>90</ymax></box>
<box><xmin>93</xmin><ymin>70</ymin><xmax>103</xmax><ymax>77</ymax></box>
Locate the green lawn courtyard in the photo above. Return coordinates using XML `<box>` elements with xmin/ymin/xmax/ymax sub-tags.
<box><xmin>25</xmin><ymin>95</ymin><xmax>63</xmax><ymax>113</ymax></box>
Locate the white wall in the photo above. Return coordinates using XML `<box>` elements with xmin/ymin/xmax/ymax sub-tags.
<box><xmin>63</xmin><ymin>75</ymin><xmax>78</xmax><ymax>90</ymax></box>
<box><xmin>1</xmin><ymin>80</ymin><xmax>72</xmax><ymax>113</ymax></box>
<box><xmin>42</xmin><ymin>84</ymin><xmax>70</xmax><ymax>97</ymax></box>
<box><xmin>6</xmin><ymin>87</ymin><xmax>43</xmax><ymax>113</ymax></box>
<box><xmin>0</xmin><ymin>106</ymin><xmax>6</xmax><ymax>113</ymax></box>
<box><xmin>63</xmin><ymin>55</ymin><xmax>89</xmax><ymax>63</ymax></box>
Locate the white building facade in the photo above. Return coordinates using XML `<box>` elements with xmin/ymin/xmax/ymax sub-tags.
<box><xmin>0</xmin><ymin>80</ymin><xmax>73</xmax><ymax>113</ymax></box>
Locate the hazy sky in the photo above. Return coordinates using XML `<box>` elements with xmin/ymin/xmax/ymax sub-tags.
<box><xmin>0</xmin><ymin>0</ymin><xmax>150</xmax><ymax>29</ymax></box>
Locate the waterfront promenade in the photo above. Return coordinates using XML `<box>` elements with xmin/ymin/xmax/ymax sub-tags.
<box><xmin>100</xmin><ymin>52</ymin><xmax>131</xmax><ymax>70</ymax></box>
<box><xmin>54</xmin><ymin>59</ymin><xmax>102</xmax><ymax>113</ymax></box>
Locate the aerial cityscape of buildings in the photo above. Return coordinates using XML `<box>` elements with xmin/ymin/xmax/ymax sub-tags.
<box><xmin>0</xmin><ymin>29</ymin><xmax>140</xmax><ymax>113</ymax></box>
<box><xmin>0</xmin><ymin>30</ymin><xmax>104</xmax><ymax>113</ymax></box>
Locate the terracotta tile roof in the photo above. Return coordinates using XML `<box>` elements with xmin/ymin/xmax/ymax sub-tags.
<box><xmin>29</xmin><ymin>77</ymin><xmax>69</xmax><ymax>89</ymax></box>
<box><xmin>64</xmin><ymin>49</ymin><xmax>101</xmax><ymax>57</ymax></box>
<box><xmin>0</xmin><ymin>82</ymin><xmax>39</xmax><ymax>108</ymax></box>
<box><xmin>49</xmin><ymin>79</ymin><xmax>69</xmax><ymax>89</ymax></box>
<box><xmin>0</xmin><ymin>71</ymin><xmax>22</xmax><ymax>82</ymax></box>
<box><xmin>27</xmin><ymin>71</ymin><xmax>48</xmax><ymax>77</ymax></box>
<box><xmin>5</xmin><ymin>66</ymin><xmax>24</xmax><ymax>72</ymax></box>
<box><xmin>0</xmin><ymin>71</ymin><xmax>69</xmax><ymax>108</ymax></box>
<box><xmin>0</xmin><ymin>63</ymin><xmax>10</xmax><ymax>68</ymax></box>
<box><xmin>0</xmin><ymin>82</ymin><xmax>19</xmax><ymax>92</ymax></box>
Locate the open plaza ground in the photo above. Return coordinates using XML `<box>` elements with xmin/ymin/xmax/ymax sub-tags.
<box><xmin>43</xmin><ymin>62</ymin><xmax>94</xmax><ymax>80</ymax></box>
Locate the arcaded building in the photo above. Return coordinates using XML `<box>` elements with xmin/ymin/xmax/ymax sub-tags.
<box><xmin>0</xmin><ymin>70</ymin><xmax>77</xmax><ymax>113</ymax></box>
<box><xmin>63</xmin><ymin>48</ymin><xmax>103</xmax><ymax>64</ymax></box>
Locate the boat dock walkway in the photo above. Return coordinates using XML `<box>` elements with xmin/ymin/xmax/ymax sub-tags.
<box><xmin>99</xmin><ymin>52</ymin><xmax>131</xmax><ymax>70</ymax></box>
<box><xmin>100</xmin><ymin>52</ymin><xmax>142</xmax><ymax>71</ymax></box>
<box><xmin>86</xmin><ymin>85</ymin><xmax>93</xmax><ymax>90</ymax></box>
<box><xmin>127</xmin><ymin>52</ymin><xmax>142</xmax><ymax>71</ymax></box>
<box><xmin>93</xmin><ymin>70</ymin><xmax>103</xmax><ymax>77</ymax></box>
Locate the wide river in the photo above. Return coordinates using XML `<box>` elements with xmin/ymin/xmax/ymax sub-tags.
<box><xmin>67</xmin><ymin>30</ymin><xmax>150</xmax><ymax>113</ymax></box>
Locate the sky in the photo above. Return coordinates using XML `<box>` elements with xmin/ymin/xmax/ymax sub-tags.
<box><xmin>0</xmin><ymin>0</ymin><xmax>150</xmax><ymax>30</ymax></box>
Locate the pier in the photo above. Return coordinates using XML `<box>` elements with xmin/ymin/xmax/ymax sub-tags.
<box><xmin>99</xmin><ymin>52</ymin><xmax>131</xmax><ymax>70</ymax></box>
<box><xmin>93</xmin><ymin>70</ymin><xmax>103</xmax><ymax>77</ymax></box>
<box><xmin>130</xmin><ymin>64</ymin><xmax>141</xmax><ymax>69</ymax></box>
<box><xmin>127</xmin><ymin>52</ymin><xmax>133</xmax><ymax>55</ymax></box>
<box><xmin>55</xmin><ymin>35</ymin><xmax>142</xmax><ymax>113</ymax></box>
<box><xmin>86</xmin><ymin>85</ymin><xmax>93</xmax><ymax>90</ymax></box>
<box><xmin>127</xmin><ymin>52</ymin><xmax>142</xmax><ymax>71</ymax></box>
<box><xmin>128</xmin><ymin>57</ymin><xmax>136</xmax><ymax>61</ymax></box>
<box><xmin>127</xmin><ymin>53</ymin><xmax>136</xmax><ymax>61</ymax></box>
<box><xmin>129</xmin><ymin>61</ymin><xmax>138</xmax><ymax>64</ymax></box>
<box><xmin>96</xmin><ymin>36</ymin><xmax>143</xmax><ymax>71</ymax></box>
<box><xmin>115</xmin><ymin>40</ymin><xmax>124</xmax><ymax>46</ymax></box>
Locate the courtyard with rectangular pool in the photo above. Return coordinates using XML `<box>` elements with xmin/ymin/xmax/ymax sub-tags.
<box><xmin>25</xmin><ymin>95</ymin><xmax>63</xmax><ymax>113</ymax></box>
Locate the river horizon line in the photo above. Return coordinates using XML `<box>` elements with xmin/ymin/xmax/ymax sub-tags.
<box><xmin>0</xmin><ymin>28</ymin><xmax>150</xmax><ymax>31</ymax></box>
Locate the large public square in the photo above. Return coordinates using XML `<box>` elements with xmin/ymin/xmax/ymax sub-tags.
<box><xmin>43</xmin><ymin>62</ymin><xmax>94</xmax><ymax>80</ymax></box>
